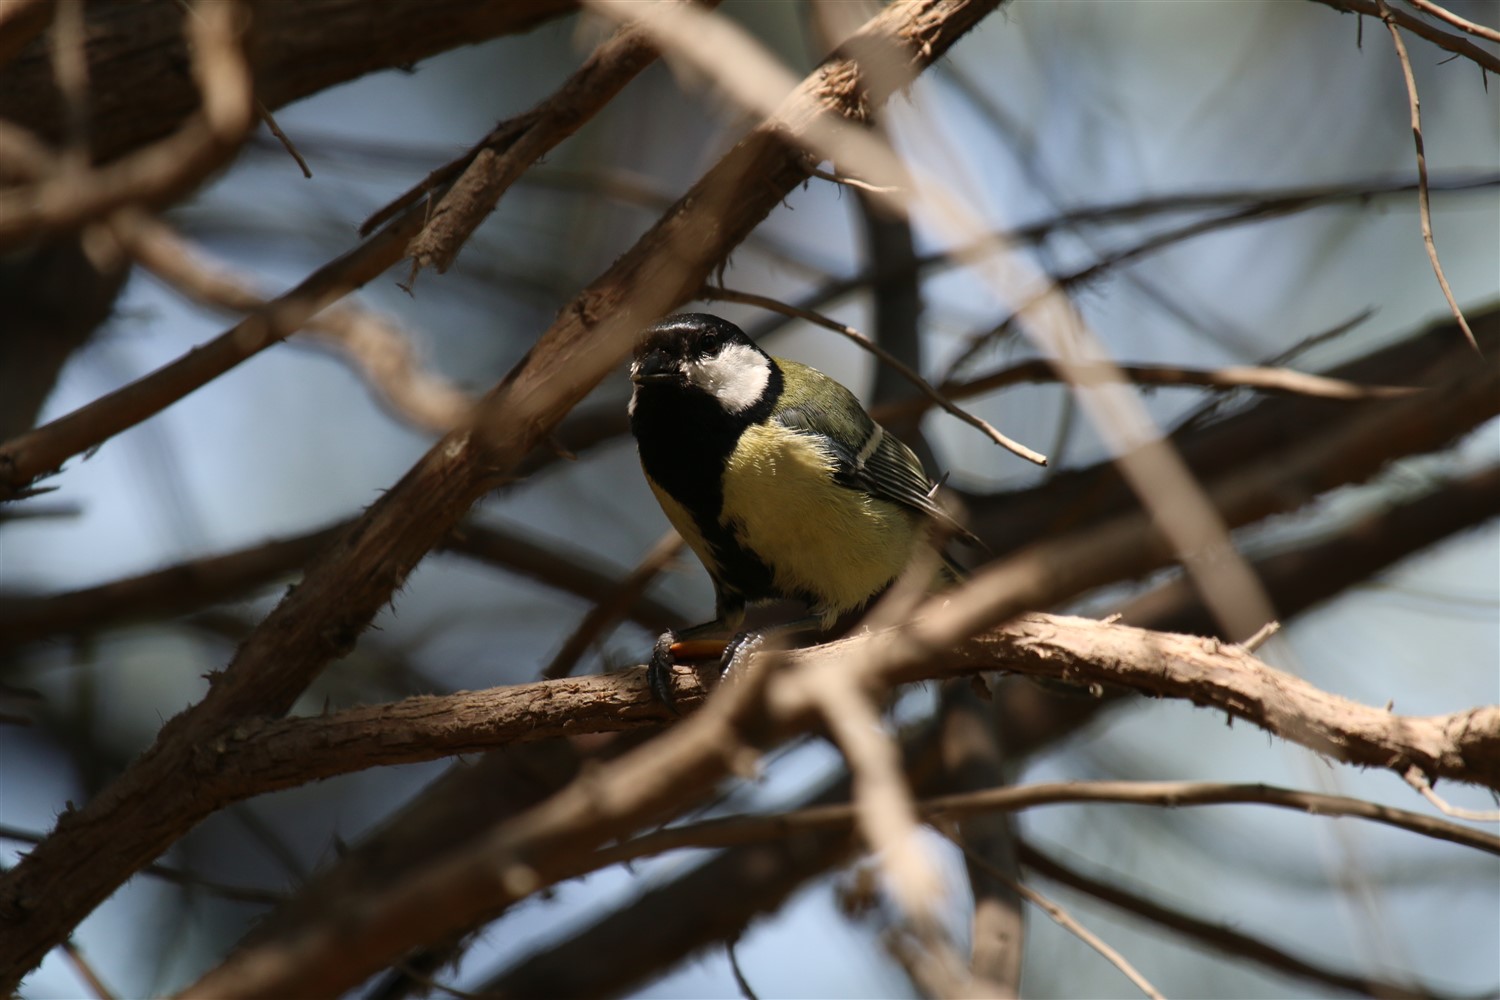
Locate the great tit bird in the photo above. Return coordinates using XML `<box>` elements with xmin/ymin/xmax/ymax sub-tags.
<box><xmin>628</xmin><ymin>312</ymin><xmax>974</xmax><ymax>711</ymax></box>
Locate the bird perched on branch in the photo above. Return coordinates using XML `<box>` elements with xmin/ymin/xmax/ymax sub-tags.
<box><xmin>628</xmin><ymin>312</ymin><xmax>975</xmax><ymax>711</ymax></box>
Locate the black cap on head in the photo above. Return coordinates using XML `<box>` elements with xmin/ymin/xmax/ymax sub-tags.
<box><xmin>636</xmin><ymin>313</ymin><xmax>759</xmax><ymax>364</ymax></box>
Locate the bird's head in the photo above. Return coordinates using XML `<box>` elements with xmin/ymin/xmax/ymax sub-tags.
<box><xmin>630</xmin><ymin>313</ymin><xmax>776</xmax><ymax>416</ymax></box>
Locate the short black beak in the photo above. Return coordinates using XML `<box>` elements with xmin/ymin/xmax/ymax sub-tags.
<box><xmin>631</xmin><ymin>350</ymin><xmax>681</xmax><ymax>385</ymax></box>
<box><xmin>631</xmin><ymin>372</ymin><xmax>680</xmax><ymax>385</ymax></box>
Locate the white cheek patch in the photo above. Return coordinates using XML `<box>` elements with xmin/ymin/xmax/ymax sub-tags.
<box><xmin>684</xmin><ymin>342</ymin><xmax>771</xmax><ymax>413</ymax></box>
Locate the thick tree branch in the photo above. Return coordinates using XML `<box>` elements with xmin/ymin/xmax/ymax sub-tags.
<box><xmin>0</xmin><ymin>0</ymin><xmax>578</xmax><ymax>164</ymax></box>
<box><xmin>0</xmin><ymin>1</ymin><xmax>254</xmax><ymax>252</ymax></box>
<box><xmin>187</xmin><ymin>613</ymin><xmax>1500</xmax><ymax>806</ymax></box>
<box><xmin>0</xmin><ymin>0</ymin><xmax>678</xmax><ymax>497</ymax></box>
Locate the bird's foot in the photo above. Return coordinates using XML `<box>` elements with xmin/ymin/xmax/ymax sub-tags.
<box><xmin>647</xmin><ymin>629</ymin><xmax>681</xmax><ymax>715</ymax></box>
<box><xmin>719</xmin><ymin>630</ymin><xmax>765</xmax><ymax>687</ymax></box>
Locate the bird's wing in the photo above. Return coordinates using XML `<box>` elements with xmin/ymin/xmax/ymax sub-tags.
<box><xmin>772</xmin><ymin>363</ymin><xmax>980</xmax><ymax>547</ymax></box>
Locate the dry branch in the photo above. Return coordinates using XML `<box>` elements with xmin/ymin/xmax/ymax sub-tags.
<box><xmin>0</xmin><ymin>1</ymin><xmax>253</xmax><ymax>253</ymax></box>
<box><xmin>605</xmin><ymin>778</ymin><xmax>1500</xmax><ymax>868</ymax></box>
<box><xmin>969</xmin><ymin>307</ymin><xmax>1500</xmax><ymax>557</ymax></box>
<box><xmin>936</xmin><ymin>689</ymin><xmax>1025</xmax><ymax>995</ymax></box>
<box><xmin>1307</xmin><ymin>0</ymin><xmax>1500</xmax><ymax>73</ymax></box>
<box><xmin>114</xmin><ymin>211</ymin><xmax>474</xmax><ymax>432</ymax></box>
<box><xmin>183</xmin><ymin>612</ymin><xmax>1500</xmax><ymax>808</ymax></box>
<box><xmin>1402</xmin><ymin>0</ymin><xmax>1500</xmax><ymax>44</ymax></box>
<box><xmin>957</xmin><ymin>839</ymin><xmax>1166</xmax><ymax>1000</ymax></box>
<box><xmin>397</xmin><ymin>2</ymin><xmax>702</xmax><ymax>274</ymax></box>
<box><xmin>1016</xmin><ymin>841</ymin><xmax>1477</xmax><ymax>1000</ymax></box>
<box><xmin>1379</xmin><ymin>0</ymin><xmax>1479</xmax><ymax>352</ymax></box>
<box><xmin>0</xmin><ymin>0</ymin><xmax>577</xmax><ymax>163</ymax></box>
<box><xmin>876</xmin><ymin>359</ymin><xmax>1418</xmax><ymax>429</ymax></box>
<box><xmin>0</xmin><ymin>205</ymin><xmax>428</xmax><ymax>497</ymax></box>
<box><xmin>0</xmin><ymin>518</ymin><xmax>681</xmax><ymax>651</ymax></box>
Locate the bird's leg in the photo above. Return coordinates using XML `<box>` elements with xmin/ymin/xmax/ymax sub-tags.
<box><xmin>719</xmin><ymin>616</ymin><xmax>822</xmax><ymax>687</ymax></box>
<box><xmin>647</xmin><ymin>630</ymin><xmax>682</xmax><ymax>713</ymax></box>
<box><xmin>648</xmin><ymin>619</ymin><xmax>731</xmax><ymax>715</ymax></box>
<box><xmin>650</xmin><ymin>617</ymin><xmax>823</xmax><ymax>712</ymax></box>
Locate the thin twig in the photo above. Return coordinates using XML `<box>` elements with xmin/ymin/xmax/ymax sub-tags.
<box><xmin>1404</xmin><ymin>766</ymin><xmax>1500</xmax><ymax>823</ymax></box>
<box><xmin>725</xmin><ymin>938</ymin><xmax>762</xmax><ymax>1000</ymax></box>
<box><xmin>255</xmin><ymin>104</ymin><xmax>312</xmax><ymax>177</ymax></box>
<box><xmin>810</xmin><ymin>165</ymin><xmax>901</xmax><ymax>194</ymax></box>
<box><xmin>954</xmin><ymin>837</ymin><xmax>1166</xmax><ymax>1000</ymax></box>
<box><xmin>1017</xmin><ymin>839</ymin><xmax>1473</xmax><ymax>1000</ymax></box>
<box><xmin>58</xmin><ymin>938</ymin><xmax>116</xmax><ymax>1000</ymax></box>
<box><xmin>542</xmin><ymin>530</ymin><xmax>684</xmax><ymax>679</ymax></box>
<box><xmin>1238</xmin><ymin>620</ymin><xmax>1280</xmax><ymax>653</ymax></box>
<box><xmin>600</xmin><ymin>778</ymin><xmax>1500</xmax><ymax>869</ymax></box>
<box><xmin>113</xmin><ymin>210</ymin><xmax>473</xmax><ymax>432</ymax></box>
<box><xmin>1310</xmin><ymin>0</ymin><xmax>1500</xmax><ymax>72</ymax></box>
<box><xmin>1404</xmin><ymin>0</ymin><xmax>1500</xmax><ymax>43</ymax></box>
<box><xmin>1379</xmin><ymin>0</ymin><xmax>1480</xmax><ymax>353</ymax></box>
<box><xmin>170</xmin><ymin>0</ymin><xmax>312</xmax><ymax>177</ymax></box>
<box><xmin>387</xmin><ymin>961</ymin><xmax>483</xmax><ymax>1000</ymax></box>
<box><xmin>874</xmin><ymin>357</ymin><xmax>1417</xmax><ymax>426</ymax></box>
<box><xmin>0</xmin><ymin>823</ymin><xmax>282</xmax><ymax>906</ymax></box>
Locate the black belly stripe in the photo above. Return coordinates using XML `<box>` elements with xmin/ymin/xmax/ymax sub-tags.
<box><xmin>631</xmin><ymin>367</ymin><xmax>785</xmax><ymax>612</ymax></box>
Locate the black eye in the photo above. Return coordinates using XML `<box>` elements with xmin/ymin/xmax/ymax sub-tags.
<box><xmin>699</xmin><ymin>332</ymin><xmax>720</xmax><ymax>353</ymax></box>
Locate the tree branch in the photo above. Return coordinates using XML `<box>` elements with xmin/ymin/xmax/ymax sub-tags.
<box><xmin>0</xmin><ymin>518</ymin><xmax>681</xmax><ymax>652</ymax></box>
<box><xmin>0</xmin><ymin>0</ymin><xmax>254</xmax><ymax>253</ymax></box>
<box><xmin>603</xmin><ymin>777</ymin><xmax>1499</xmax><ymax>877</ymax></box>
<box><xmin>968</xmin><ymin>306</ymin><xmax>1500</xmax><ymax>558</ymax></box>
<box><xmin>1306</xmin><ymin>0</ymin><xmax>1500</xmax><ymax>73</ymax></box>
<box><xmin>186</xmin><ymin>613</ymin><xmax>1500</xmax><ymax>809</ymax></box>
<box><xmin>0</xmin><ymin>0</ymin><xmax>578</xmax><ymax>163</ymax></box>
<box><xmin>1017</xmin><ymin>839</ymin><xmax>1480</xmax><ymax>1000</ymax></box>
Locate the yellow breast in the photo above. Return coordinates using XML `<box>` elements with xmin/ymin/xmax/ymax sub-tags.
<box><xmin>721</xmin><ymin>423</ymin><xmax>917</xmax><ymax>622</ymax></box>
